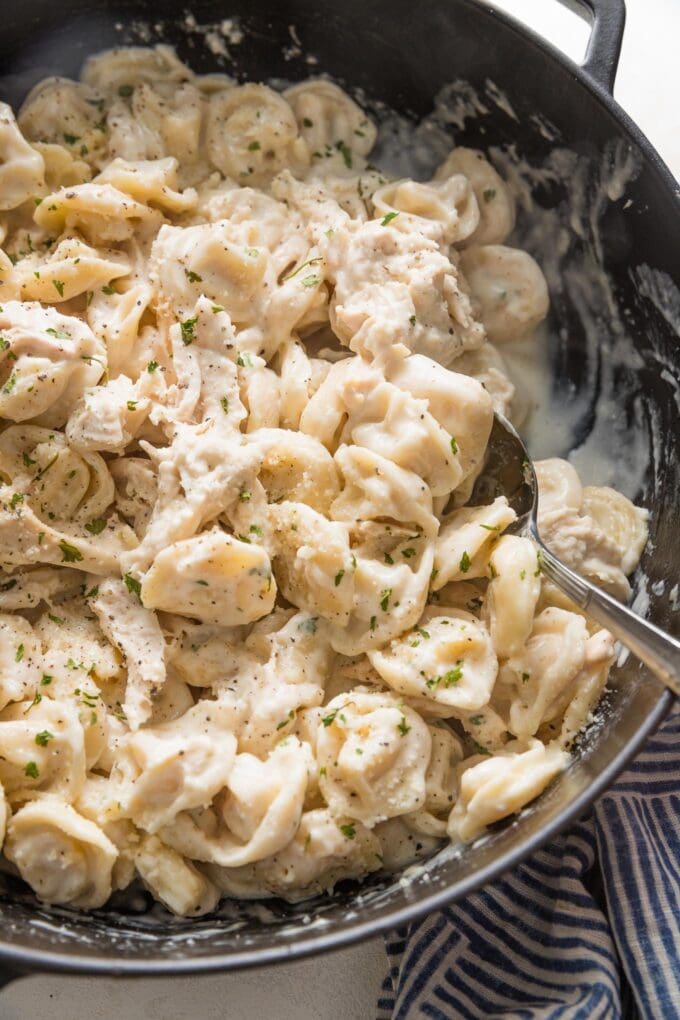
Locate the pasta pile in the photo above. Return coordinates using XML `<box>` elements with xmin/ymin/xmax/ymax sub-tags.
<box><xmin>0</xmin><ymin>45</ymin><xmax>648</xmax><ymax>915</ymax></box>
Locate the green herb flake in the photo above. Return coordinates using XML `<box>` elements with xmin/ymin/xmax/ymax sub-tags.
<box><xmin>301</xmin><ymin>274</ymin><xmax>319</xmax><ymax>287</ymax></box>
<box><xmin>220</xmin><ymin>396</ymin><xmax>229</xmax><ymax>414</ymax></box>
<box><xmin>126</xmin><ymin>400</ymin><xmax>137</xmax><ymax>412</ymax></box>
<box><xmin>10</xmin><ymin>493</ymin><xmax>24</xmax><ymax>511</ymax></box>
<box><xmin>339</xmin><ymin>823</ymin><xmax>356</xmax><ymax>839</ymax></box>
<box><xmin>184</xmin><ymin>269</ymin><xmax>203</xmax><ymax>283</ymax></box>
<box><xmin>45</xmin><ymin>327</ymin><xmax>71</xmax><ymax>340</ymax></box>
<box><xmin>468</xmin><ymin>714</ymin><xmax>485</xmax><ymax>726</ymax></box>
<box><xmin>335</xmin><ymin>140</ymin><xmax>353</xmax><ymax>168</ymax></box>
<box><xmin>101</xmin><ymin>285</ymin><xmax>115</xmax><ymax>295</ymax></box>
<box><xmin>47</xmin><ymin>613</ymin><xmax>64</xmax><ymax>626</ymax></box>
<box><xmin>24</xmin><ymin>761</ymin><xmax>39</xmax><ymax>779</ymax></box>
<box><xmin>443</xmin><ymin>661</ymin><xmax>464</xmax><ymax>687</ymax></box>
<box><xmin>249</xmin><ymin>524</ymin><xmax>263</xmax><ymax>537</ymax></box>
<box><xmin>15</xmin><ymin>643</ymin><xmax>24</xmax><ymax>662</ymax></box>
<box><xmin>483</xmin><ymin>188</ymin><xmax>497</xmax><ymax>203</ymax></box>
<box><xmin>147</xmin><ymin>360</ymin><xmax>159</xmax><ymax>374</ymax></box>
<box><xmin>334</xmin><ymin>569</ymin><xmax>345</xmax><ymax>587</ymax></box>
<box><xmin>63</xmin><ymin>133</ymin><xmax>80</xmax><ymax>145</ymax></box>
<box><xmin>534</xmin><ymin>550</ymin><xmax>543</xmax><ymax>577</ymax></box>
<box><xmin>380</xmin><ymin>211</ymin><xmax>399</xmax><ymax>226</ymax></box>
<box><xmin>384</xmin><ymin>552</ymin><xmax>394</xmax><ymax>565</ymax></box>
<box><xmin>380</xmin><ymin>587</ymin><xmax>392</xmax><ymax>612</ymax></box>
<box><xmin>180</xmin><ymin>316</ymin><xmax>197</xmax><ymax>345</ymax></box>
<box><xmin>459</xmin><ymin>551</ymin><xmax>471</xmax><ymax>574</ymax></box>
<box><xmin>85</xmin><ymin>517</ymin><xmax>106</xmax><ymax>536</ymax></box>
<box><xmin>401</xmin><ymin>547</ymin><xmax>416</xmax><ymax>559</ymax></box>
<box><xmin>321</xmin><ymin>710</ymin><xmax>338</xmax><ymax>728</ymax></box>
<box><xmin>397</xmin><ymin>716</ymin><xmax>411</xmax><ymax>736</ymax></box>
<box><xmin>52</xmin><ymin>279</ymin><xmax>65</xmax><ymax>297</ymax></box>
<box><xmin>480</xmin><ymin>523</ymin><xmax>500</xmax><ymax>532</ymax></box>
<box><xmin>415</xmin><ymin>627</ymin><xmax>430</xmax><ymax>640</ymax></box>
<box><xmin>303</xmin><ymin>117</ymin><xmax>314</xmax><ymax>127</ymax></box>
<box><xmin>237</xmin><ymin>352</ymin><xmax>253</xmax><ymax>368</ymax></box>
<box><xmin>35</xmin><ymin>730</ymin><xmax>54</xmax><ymax>747</ymax></box>
<box><xmin>59</xmin><ymin>540</ymin><xmax>83</xmax><ymax>563</ymax></box>
<box><xmin>369</xmin><ymin>614</ymin><xmax>377</xmax><ymax>631</ymax></box>
<box><xmin>41</xmin><ymin>674</ymin><xmax>53</xmax><ymax>686</ymax></box>
<box><xmin>124</xmin><ymin>573</ymin><xmax>142</xmax><ymax>599</ymax></box>
<box><xmin>409</xmin><ymin>314</ymin><xmax>416</xmax><ymax>326</ymax></box>
<box><xmin>239</xmin><ymin>489</ymin><xmax>252</xmax><ymax>502</ymax></box>
<box><xmin>450</xmin><ymin>436</ymin><xmax>459</xmax><ymax>456</ymax></box>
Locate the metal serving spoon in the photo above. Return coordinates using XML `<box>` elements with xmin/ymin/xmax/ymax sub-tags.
<box><xmin>472</xmin><ymin>413</ymin><xmax>680</xmax><ymax>696</ymax></box>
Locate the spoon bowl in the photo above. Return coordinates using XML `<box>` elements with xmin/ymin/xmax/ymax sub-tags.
<box><xmin>474</xmin><ymin>413</ymin><xmax>680</xmax><ymax>697</ymax></box>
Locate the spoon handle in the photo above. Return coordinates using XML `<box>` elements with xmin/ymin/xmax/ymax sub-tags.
<box><xmin>537</xmin><ymin>541</ymin><xmax>680</xmax><ymax>696</ymax></box>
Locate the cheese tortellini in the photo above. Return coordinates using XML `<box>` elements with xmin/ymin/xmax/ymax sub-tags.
<box><xmin>0</xmin><ymin>45</ymin><xmax>647</xmax><ymax>915</ymax></box>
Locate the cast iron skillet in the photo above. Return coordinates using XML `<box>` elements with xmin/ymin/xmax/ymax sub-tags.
<box><xmin>0</xmin><ymin>0</ymin><xmax>677</xmax><ymax>985</ymax></box>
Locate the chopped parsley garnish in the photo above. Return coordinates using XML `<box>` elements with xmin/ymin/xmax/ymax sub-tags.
<box><xmin>247</xmin><ymin>140</ymin><xmax>261</xmax><ymax>151</ymax></box>
<box><xmin>321</xmin><ymin>709</ymin><xmax>337</xmax><ymax>727</ymax></box>
<box><xmin>459</xmin><ymin>551</ymin><xmax>471</xmax><ymax>574</ymax></box>
<box><xmin>380</xmin><ymin>588</ymin><xmax>392</xmax><ymax>611</ymax></box>
<box><xmin>409</xmin><ymin>314</ymin><xmax>416</xmax><ymax>325</ymax></box>
<box><xmin>52</xmin><ymin>279</ymin><xmax>65</xmax><ymax>297</ymax></box>
<box><xmin>442</xmin><ymin>661</ymin><xmax>463</xmax><ymax>687</ymax></box>
<box><xmin>59</xmin><ymin>540</ymin><xmax>83</xmax><ymax>563</ymax></box>
<box><xmin>47</xmin><ymin>613</ymin><xmax>64</xmax><ymax>625</ymax></box>
<box><xmin>534</xmin><ymin>550</ymin><xmax>543</xmax><ymax>576</ymax></box>
<box><xmin>10</xmin><ymin>493</ymin><xmax>24</xmax><ymax>511</ymax></box>
<box><xmin>339</xmin><ymin>823</ymin><xmax>356</xmax><ymax>839</ymax></box>
<box><xmin>488</xmin><ymin>561</ymin><xmax>499</xmax><ymax>579</ymax></box>
<box><xmin>147</xmin><ymin>360</ymin><xmax>158</xmax><ymax>373</ymax></box>
<box><xmin>334</xmin><ymin>569</ymin><xmax>345</xmax><ymax>587</ymax></box>
<box><xmin>45</xmin><ymin>327</ymin><xmax>71</xmax><ymax>340</ymax></box>
<box><xmin>126</xmin><ymin>400</ymin><xmax>137</xmax><ymax>411</ymax></box>
<box><xmin>301</xmin><ymin>274</ymin><xmax>319</xmax><ymax>287</ymax></box>
<box><xmin>480</xmin><ymin>523</ymin><xmax>500</xmax><ymax>532</ymax></box>
<box><xmin>249</xmin><ymin>524</ymin><xmax>263</xmax><ymax>537</ymax></box>
<box><xmin>35</xmin><ymin>730</ymin><xmax>54</xmax><ymax>747</ymax></box>
<box><xmin>237</xmin><ymin>352</ymin><xmax>253</xmax><ymax>368</ymax></box>
<box><xmin>124</xmin><ymin>573</ymin><xmax>142</xmax><ymax>599</ymax></box>
<box><xmin>184</xmin><ymin>269</ymin><xmax>203</xmax><ymax>283</ymax></box>
<box><xmin>335</xmin><ymin>140</ymin><xmax>352</xmax><ymax>168</ymax></box>
<box><xmin>63</xmin><ymin>133</ymin><xmax>79</xmax><ymax>145</ymax></box>
<box><xmin>468</xmin><ymin>715</ymin><xmax>484</xmax><ymax>726</ymax></box>
<box><xmin>384</xmin><ymin>552</ymin><xmax>394</xmax><ymax>565</ymax></box>
<box><xmin>85</xmin><ymin>517</ymin><xmax>106</xmax><ymax>535</ymax></box>
<box><xmin>15</xmin><ymin>643</ymin><xmax>24</xmax><ymax>662</ymax></box>
<box><xmin>397</xmin><ymin>716</ymin><xmax>411</xmax><ymax>736</ymax></box>
<box><xmin>450</xmin><ymin>436</ymin><xmax>459</xmax><ymax>456</ymax></box>
<box><xmin>380</xmin><ymin>211</ymin><xmax>399</xmax><ymax>226</ymax></box>
<box><xmin>24</xmin><ymin>761</ymin><xmax>39</xmax><ymax>779</ymax></box>
<box><xmin>41</xmin><ymin>674</ymin><xmax>53</xmax><ymax>686</ymax></box>
<box><xmin>482</xmin><ymin>188</ymin><xmax>496</xmax><ymax>202</ymax></box>
<box><xmin>415</xmin><ymin>627</ymin><xmax>430</xmax><ymax>640</ymax></box>
<box><xmin>180</xmin><ymin>316</ymin><xmax>197</xmax><ymax>345</ymax></box>
<box><xmin>220</xmin><ymin>396</ymin><xmax>229</xmax><ymax>414</ymax></box>
<box><xmin>521</xmin><ymin>672</ymin><xmax>531</xmax><ymax>683</ymax></box>
<box><xmin>282</xmin><ymin>257</ymin><xmax>322</xmax><ymax>282</ymax></box>
<box><xmin>401</xmin><ymin>547</ymin><xmax>416</xmax><ymax>559</ymax></box>
<box><xmin>369</xmin><ymin>615</ymin><xmax>377</xmax><ymax>631</ymax></box>
<box><xmin>239</xmin><ymin>489</ymin><xmax>252</xmax><ymax>502</ymax></box>
<box><xmin>102</xmin><ymin>285</ymin><xmax>115</xmax><ymax>295</ymax></box>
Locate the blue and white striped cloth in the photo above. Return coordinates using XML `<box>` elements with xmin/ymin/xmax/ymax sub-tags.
<box><xmin>377</xmin><ymin>705</ymin><xmax>680</xmax><ymax>1020</ymax></box>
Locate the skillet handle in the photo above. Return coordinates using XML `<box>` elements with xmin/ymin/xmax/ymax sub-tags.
<box><xmin>557</xmin><ymin>0</ymin><xmax>626</xmax><ymax>93</ymax></box>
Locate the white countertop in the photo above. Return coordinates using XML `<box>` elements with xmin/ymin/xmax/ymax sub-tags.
<box><xmin>2</xmin><ymin>2</ymin><xmax>678</xmax><ymax>1017</ymax></box>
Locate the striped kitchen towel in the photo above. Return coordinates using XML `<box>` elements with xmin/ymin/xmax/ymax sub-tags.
<box><xmin>377</xmin><ymin>704</ymin><xmax>680</xmax><ymax>1020</ymax></box>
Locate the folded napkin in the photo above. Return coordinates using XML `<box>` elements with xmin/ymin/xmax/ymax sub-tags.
<box><xmin>378</xmin><ymin>705</ymin><xmax>680</xmax><ymax>1020</ymax></box>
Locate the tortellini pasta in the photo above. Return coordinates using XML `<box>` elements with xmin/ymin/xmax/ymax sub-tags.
<box><xmin>0</xmin><ymin>45</ymin><xmax>647</xmax><ymax>914</ymax></box>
